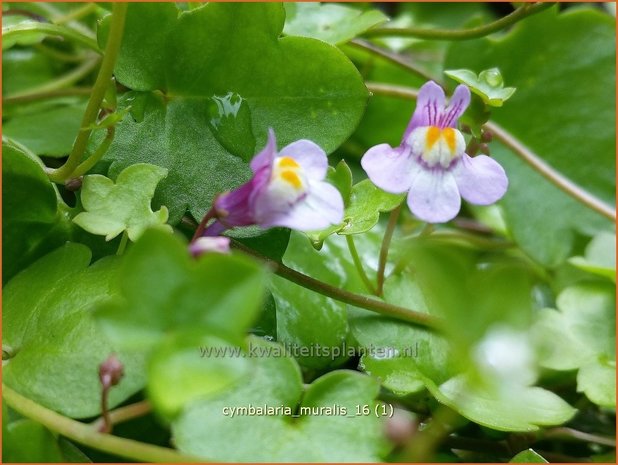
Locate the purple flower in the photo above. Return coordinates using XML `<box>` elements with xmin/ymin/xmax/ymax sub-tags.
<box><xmin>189</xmin><ymin>237</ymin><xmax>231</xmax><ymax>257</ymax></box>
<box><xmin>361</xmin><ymin>81</ymin><xmax>508</xmax><ymax>223</ymax></box>
<box><xmin>201</xmin><ymin>130</ymin><xmax>343</xmax><ymax>236</ymax></box>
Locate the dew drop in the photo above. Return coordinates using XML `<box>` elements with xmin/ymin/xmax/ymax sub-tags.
<box><xmin>207</xmin><ymin>92</ymin><xmax>256</xmax><ymax>162</ymax></box>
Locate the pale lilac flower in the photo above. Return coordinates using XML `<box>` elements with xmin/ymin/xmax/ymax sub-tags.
<box><xmin>361</xmin><ymin>81</ymin><xmax>508</xmax><ymax>223</ymax></box>
<box><xmin>189</xmin><ymin>237</ymin><xmax>231</xmax><ymax>256</ymax></box>
<box><xmin>201</xmin><ymin>129</ymin><xmax>343</xmax><ymax>236</ymax></box>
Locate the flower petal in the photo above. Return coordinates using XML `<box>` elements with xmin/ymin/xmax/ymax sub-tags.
<box><xmin>189</xmin><ymin>236</ymin><xmax>230</xmax><ymax>256</ymax></box>
<box><xmin>262</xmin><ymin>180</ymin><xmax>344</xmax><ymax>230</ymax></box>
<box><xmin>250</xmin><ymin>128</ymin><xmax>278</xmax><ymax>174</ymax></box>
<box><xmin>361</xmin><ymin>144</ymin><xmax>416</xmax><ymax>194</ymax></box>
<box><xmin>453</xmin><ymin>154</ymin><xmax>508</xmax><ymax>205</ymax></box>
<box><xmin>278</xmin><ymin>140</ymin><xmax>328</xmax><ymax>179</ymax></box>
<box><xmin>439</xmin><ymin>84</ymin><xmax>471</xmax><ymax>128</ymax></box>
<box><xmin>215</xmin><ymin>180</ymin><xmax>257</xmax><ymax>227</ymax></box>
<box><xmin>403</xmin><ymin>81</ymin><xmax>445</xmax><ymax>142</ymax></box>
<box><xmin>407</xmin><ymin>168</ymin><xmax>461</xmax><ymax>223</ymax></box>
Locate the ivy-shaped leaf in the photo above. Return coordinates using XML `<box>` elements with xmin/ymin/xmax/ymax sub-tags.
<box><xmin>534</xmin><ymin>283</ymin><xmax>616</xmax><ymax>407</ymax></box>
<box><xmin>172</xmin><ymin>337</ymin><xmax>389</xmax><ymax>462</ymax></box>
<box><xmin>307</xmin><ymin>179</ymin><xmax>404</xmax><ymax>247</ymax></box>
<box><xmin>445</xmin><ymin>68</ymin><xmax>516</xmax><ymax>107</ymax></box>
<box><xmin>425</xmin><ymin>374</ymin><xmax>575</xmax><ymax>432</ymax></box>
<box><xmin>99</xmin><ymin>3</ymin><xmax>368</xmax><ymax>223</ymax></box>
<box><xmin>95</xmin><ymin>229</ymin><xmax>268</xmax><ymax>352</ymax></box>
<box><xmin>3</xmin><ymin>101</ymin><xmax>88</xmax><ymax>158</ymax></box>
<box><xmin>94</xmin><ymin>230</ymin><xmax>268</xmax><ymax>418</ymax></box>
<box><xmin>283</xmin><ymin>3</ymin><xmax>388</xmax><ymax>45</ymax></box>
<box><xmin>340</xmin><ymin>180</ymin><xmax>404</xmax><ymax>235</ymax></box>
<box><xmin>73</xmin><ymin>163</ymin><xmax>171</xmax><ymax>241</ymax></box>
<box><xmin>2</xmin><ymin>140</ymin><xmax>71</xmax><ymax>283</ymax></box>
<box><xmin>3</xmin><ymin>244</ymin><xmax>145</xmax><ymax>418</ymax></box>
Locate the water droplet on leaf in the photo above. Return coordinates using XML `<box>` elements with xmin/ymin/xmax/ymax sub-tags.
<box><xmin>207</xmin><ymin>92</ymin><xmax>256</xmax><ymax>162</ymax></box>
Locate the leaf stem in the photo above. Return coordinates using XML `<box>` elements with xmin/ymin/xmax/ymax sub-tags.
<box><xmin>231</xmin><ymin>240</ymin><xmax>443</xmax><ymax>332</ymax></box>
<box><xmin>2</xmin><ymin>22</ymin><xmax>101</xmax><ymax>51</ymax></box>
<box><xmin>348</xmin><ymin>39</ymin><xmax>436</xmax><ymax>83</ymax></box>
<box><xmin>365</xmin><ymin>82</ymin><xmax>616</xmax><ymax>222</ymax></box>
<box><xmin>2</xmin><ymin>385</ymin><xmax>202</xmax><ymax>463</ymax></box>
<box><xmin>363</xmin><ymin>3</ymin><xmax>555</xmax><ymax>41</ymax></box>
<box><xmin>4</xmin><ymin>87</ymin><xmax>94</xmax><ymax>105</ymax></box>
<box><xmin>345</xmin><ymin>235</ymin><xmax>377</xmax><ymax>295</ymax></box>
<box><xmin>542</xmin><ymin>427</ymin><xmax>616</xmax><ymax>448</ymax></box>
<box><xmin>486</xmin><ymin>121</ymin><xmax>616</xmax><ymax>221</ymax></box>
<box><xmin>54</xmin><ymin>3</ymin><xmax>98</xmax><ymax>26</ymax></box>
<box><xmin>71</xmin><ymin>126</ymin><xmax>116</xmax><ymax>178</ymax></box>
<box><xmin>48</xmin><ymin>3</ymin><xmax>128</xmax><ymax>183</ymax></box>
<box><xmin>116</xmin><ymin>231</ymin><xmax>129</xmax><ymax>256</ymax></box>
<box><xmin>376</xmin><ymin>205</ymin><xmax>401</xmax><ymax>296</ymax></box>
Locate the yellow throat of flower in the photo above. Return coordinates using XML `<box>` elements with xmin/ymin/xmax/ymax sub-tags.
<box><xmin>409</xmin><ymin>126</ymin><xmax>466</xmax><ymax>168</ymax></box>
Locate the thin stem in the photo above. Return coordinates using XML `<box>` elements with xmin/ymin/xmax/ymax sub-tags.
<box><xmin>348</xmin><ymin>39</ymin><xmax>436</xmax><ymax>83</ymax></box>
<box><xmin>366</xmin><ymin>82</ymin><xmax>616</xmax><ymax>222</ymax></box>
<box><xmin>48</xmin><ymin>3</ymin><xmax>128</xmax><ymax>184</ymax></box>
<box><xmin>100</xmin><ymin>385</ymin><xmax>112</xmax><ymax>433</ymax></box>
<box><xmin>91</xmin><ymin>401</ymin><xmax>151</xmax><ymax>432</ymax></box>
<box><xmin>5</xmin><ymin>55</ymin><xmax>100</xmax><ymax>100</ymax></box>
<box><xmin>486</xmin><ymin>121</ymin><xmax>616</xmax><ymax>221</ymax></box>
<box><xmin>543</xmin><ymin>427</ymin><xmax>616</xmax><ymax>448</ymax></box>
<box><xmin>2</xmin><ymin>22</ymin><xmax>100</xmax><ymax>52</ymax></box>
<box><xmin>34</xmin><ymin>2</ymin><xmax>97</xmax><ymax>39</ymax></box>
<box><xmin>191</xmin><ymin>208</ymin><xmax>217</xmax><ymax>242</ymax></box>
<box><xmin>4</xmin><ymin>87</ymin><xmax>94</xmax><ymax>105</ymax></box>
<box><xmin>54</xmin><ymin>3</ymin><xmax>98</xmax><ymax>25</ymax></box>
<box><xmin>345</xmin><ymin>235</ymin><xmax>377</xmax><ymax>295</ymax></box>
<box><xmin>71</xmin><ymin>126</ymin><xmax>115</xmax><ymax>178</ymax></box>
<box><xmin>365</xmin><ymin>81</ymin><xmax>418</xmax><ymax>100</ymax></box>
<box><xmin>116</xmin><ymin>231</ymin><xmax>129</xmax><ymax>256</ymax></box>
<box><xmin>363</xmin><ymin>3</ymin><xmax>555</xmax><ymax>41</ymax></box>
<box><xmin>35</xmin><ymin>42</ymin><xmax>89</xmax><ymax>63</ymax></box>
<box><xmin>2</xmin><ymin>386</ymin><xmax>202</xmax><ymax>462</ymax></box>
<box><xmin>231</xmin><ymin>240</ymin><xmax>443</xmax><ymax>332</ymax></box>
<box><xmin>377</xmin><ymin>205</ymin><xmax>401</xmax><ymax>297</ymax></box>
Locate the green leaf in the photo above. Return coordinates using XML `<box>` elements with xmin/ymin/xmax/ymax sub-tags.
<box><xmin>307</xmin><ymin>179</ymin><xmax>403</xmax><ymax>246</ymax></box>
<box><xmin>283</xmin><ymin>3</ymin><xmax>387</xmax><ymax>45</ymax></box>
<box><xmin>3</xmin><ymin>419</ymin><xmax>65</xmax><ymax>462</ymax></box>
<box><xmin>569</xmin><ymin>231</ymin><xmax>616</xmax><ymax>281</ymax></box>
<box><xmin>270</xmin><ymin>231</ymin><xmax>381</xmax><ymax>368</ymax></box>
<box><xmin>3</xmin><ymin>101</ymin><xmax>87</xmax><ymax>157</ymax></box>
<box><xmin>328</xmin><ymin>159</ymin><xmax>353</xmax><ymax>206</ymax></box>
<box><xmin>148</xmin><ymin>332</ymin><xmax>250</xmax><ymax>419</ymax></box>
<box><xmin>3</xmin><ymin>244</ymin><xmax>146</xmax><ymax>418</ymax></box>
<box><xmin>2</xmin><ymin>48</ymin><xmax>55</xmax><ymax>96</ymax></box>
<box><xmin>340</xmin><ymin>180</ymin><xmax>404</xmax><ymax>235</ymax></box>
<box><xmin>2</xmin><ymin>140</ymin><xmax>70</xmax><ymax>283</ymax></box>
<box><xmin>445</xmin><ymin>7</ymin><xmax>615</xmax><ymax>266</ymax></box>
<box><xmin>510</xmin><ymin>448</ymin><xmax>548</xmax><ymax>463</ymax></box>
<box><xmin>100</xmin><ymin>3</ymin><xmax>368</xmax><ymax>223</ymax></box>
<box><xmin>2</xmin><ymin>18</ymin><xmax>46</xmax><ymax>49</ymax></box>
<box><xmin>534</xmin><ymin>283</ymin><xmax>616</xmax><ymax>407</ymax></box>
<box><xmin>426</xmin><ymin>374</ymin><xmax>576</xmax><ymax>432</ymax></box>
<box><xmin>73</xmin><ymin>163</ymin><xmax>172</xmax><ymax>241</ymax></box>
<box><xmin>351</xmin><ymin>275</ymin><xmax>453</xmax><ymax>396</ymax></box>
<box><xmin>173</xmin><ymin>337</ymin><xmax>388</xmax><ymax>462</ymax></box>
<box><xmin>95</xmin><ymin>229</ymin><xmax>267</xmax><ymax>352</ymax></box>
<box><xmin>445</xmin><ymin>68</ymin><xmax>516</xmax><ymax>107</ymax></box>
